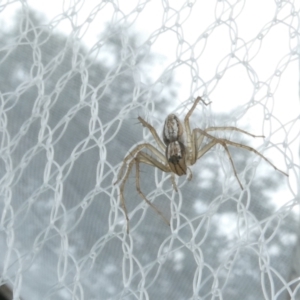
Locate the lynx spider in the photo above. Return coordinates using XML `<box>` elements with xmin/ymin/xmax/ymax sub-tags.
<box><xmin>115</xmin><ymin>97</ymin><xmax>288</xmax><ymax>233</ymax></box>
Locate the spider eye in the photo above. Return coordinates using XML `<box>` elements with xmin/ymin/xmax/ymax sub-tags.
<box><xmin>163</xmin><ymin>114</ymin><xmax>183</xmax><ymax>145</ymax></box>
<box><xmin>166</xmin><ymin>141</ymin><xmax>187</xmax><ymax>176</ymax></box>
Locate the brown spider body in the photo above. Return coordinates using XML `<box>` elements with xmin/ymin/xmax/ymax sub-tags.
<box><xmin>114</xmin><ymin>97</ymin><xmax>288</xmax><ymax>233</ymax></box>
<box><xmin>166</xmin><ymin>141</ymin><xmax>187</xmax><ymax>175</ymax></box>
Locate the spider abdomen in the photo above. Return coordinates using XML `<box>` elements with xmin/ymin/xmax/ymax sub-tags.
<box><xmin>166</xmin><ymin>141</ymin><xmax>187</xmax><ymax>176</ymax></box>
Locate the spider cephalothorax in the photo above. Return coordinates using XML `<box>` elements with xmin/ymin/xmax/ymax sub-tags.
<box><xmin>114</xmin><ymin>97</ymin><xmax>288</xmax><ymax>233</ymax></box>
<box><xmin>163</xmin><ymin>114</ymin><xmax>184</xmax><ymax>144</ymax></box>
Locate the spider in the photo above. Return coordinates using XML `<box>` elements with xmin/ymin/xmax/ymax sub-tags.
<box><xmin>114</xmin><ymin>97</ymin><xmax>288</xmax><ymax>233</ymax></box>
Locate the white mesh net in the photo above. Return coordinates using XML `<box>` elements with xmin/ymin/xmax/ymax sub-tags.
<box><xmin>0</xmin><ymin>1</ymin><xmax>299</xmax><ymax>299</ymax></box>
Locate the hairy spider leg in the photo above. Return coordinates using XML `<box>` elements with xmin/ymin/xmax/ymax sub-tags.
<box><xmin>184</xmin><ymin>96</ymin><xmax>212</xmax><ymax>165</ymax></box>
<box><xmin>205</xmin><ymin>126</ymin><xmax>265</xmax><ymax>138</ymax></box>
<box><xmin>114</xmin><ymin>143</ymin><xmax>166</xmax><ymax>185</ymax></box>
<box><xmin>192</xmin><ymin>126</ymin><xmax>265</xmax><ymax>166</ymax></box>
<box><xmin>138</xmin><ymin>116</ymin><xmax>165</xmax><ymax>151</ymax></box>
<box><xmin>193</xmin><ymin>128</ymin><xmax>288</xmax><ymax>189</ymax></box>
<box><xmin>135</xmin><ymin>153</ymin><xmax>171</xmax><ymax>224</ymax></box>
<box><xmin>137</xmin><ymin>151</ymin><xmax>178</xmax><ymax>191</ymax></box>
<box><xmin>119</xmin><ymin>150</ymin><xmax>171</xmax><ymax>233</ymax></box>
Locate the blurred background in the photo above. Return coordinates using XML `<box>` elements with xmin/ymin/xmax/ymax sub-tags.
<box><xmin>0</xmin><ymin>1</ymin><xmax>299</xmax><ymax>299</ymax></box>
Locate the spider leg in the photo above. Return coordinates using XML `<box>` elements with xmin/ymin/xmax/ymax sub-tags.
<box><xmin>118</xmin><ymin>167</ymin><xmax>131</xmax><ymax>232</ymax></box>
<box><xmin>221</xmin><ymin>142</ymin><xmax>244</xmax><ymax>189</ymax></box>
<box><xmin>184</xmin><ymin>97</ymin><xmax>211</xmax><ymax>165</ymax></box>
<box><xmin>193</xmin><ymin>127</ymin><xmax>264</xmax><ymax>162</ymax></box>
<box><xmin>201</xmin><ymin>127</ymin><xmax>288</xmax><ymax>176</ymax></box>
<box><xmin>114</xmin><ymin>143</ymin><xmax>166</xmax><ymax>185</ymax></box>
<box><xmin>138</xmin><ymin>117</ymin><xmax>165</xmax><ymax>151</ymax></box>
<box><xmin>139</xmin><ymin>151</ymin><xmax>178</xmax><ymax>192</ymax></box>
<box><xmin>184</xmin><ymin>97</ymin><xmax>202</xmax><ymax>133</ymax></box>
<box><xmin>192</xmin><ymin>126</ymin><xmax>262</xmax><ymax>188</ymax></box>
<box><xmin>218</xmin><ymin>139</ymin><xmax>288</xmax><ymax>177</ymax></box>
<box><xmin>117</xmin><ymin>148</ymin><xmax>171</xmax><ymax>233</ymax></box>
<box><xmin>135</xmin><ymin>153</ymin><xmax>170</xmax><ymax>227</ymax></box>
<box><xmin>194</xmin><ymin>128</ymin><xmax>288</xmax><ymax>189</ymax></box>
<box><xmin>192</xmin><ymin>128</ymin><xmax>205</xmax><ymax>165</ymax></box>
<box><xmin>193</xmin><ymin>132</ymin><xmax>244</xmax><ymax>189</ymax></box>
<box><xmin>205</xmin><ymin>126</ymin><xmax>265</xmax><ymax>138</ymax></box>
<box><xmin>138</xmin><ymin>151</ymin><xmax>179</xmax><ymax>190</ymax></box>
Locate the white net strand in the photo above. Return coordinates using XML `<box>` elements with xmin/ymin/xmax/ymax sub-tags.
<box><xmin>0</xmin><ymin>0</ymin><xmax>299</xmax><ymax>299</ymax></box>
